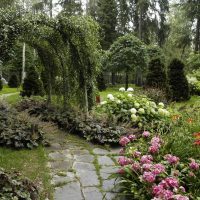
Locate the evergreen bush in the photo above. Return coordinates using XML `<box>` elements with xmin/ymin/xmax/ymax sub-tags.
<box><xmin>21</xmin><ymin>66</ymin><xmax>45</xmax><ymax>97</ymax></box>
<box><xmin>146</xmin><ymin>58</ymin><xmax>167</xmax><ymax>89</ymax></box>
<box><xmin>97</xmin><ymin>73</ymin><xmax>107</xmax><ymax>91</ymax></box>
<box><xmin>8</xmin><ymin>74</ymin><xmax>19</xmax><ymax>88</ymax></box>
<box><xmin>168</xmin><ymin>59</ymin><xmax>190</xmax><ymax>101</ymax></box>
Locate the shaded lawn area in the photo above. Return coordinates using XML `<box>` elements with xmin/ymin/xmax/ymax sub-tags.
<box><xmin>0</xmin><ymin>85</ymin><xmax>20</xmax><ymax>95</ymax></box>
<box><xmin>0</xmin><ymin>146</ymin><xmax>53</xmax><ymax>199</ymax></box>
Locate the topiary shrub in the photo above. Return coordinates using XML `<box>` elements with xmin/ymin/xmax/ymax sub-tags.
<box><xmin>8</xmin><ymin>74</ymin><xmax>19</xmax><ymax>88</ymax></box>
<box><xmin>21</xmin><ymin>67</ymin><xmax>45</xmax><ymax>97</ymax></box>
<box><xmin>0</xmin><ymin>78</ymin><xmax>3</xmax><ymax>91</ymax></box>
<box><xmin>146</xmin><ymin>58</ymin><xmax>167</xmax><ymax>89</ymax></box>
<box><xmin>97</xmin><ymin>73</ymin><xmax>107</xmax><ymax>91</ymax></box>
<box><xmin>168</xmin><ymin>59</ymin><xmax>190</xmax><ymax>101</ymax></box>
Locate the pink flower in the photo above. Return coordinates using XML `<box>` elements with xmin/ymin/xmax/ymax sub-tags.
<box><xmin>119</xmin><ymin>148</ymin><xmax>125</xmax><ymax>155</ymax></box>
<box><xmin>149</xmin><ymin>145</ymin><xmax>160</xmax><ymax>154</ymax></box>
<box><xmin>117</xmin><ymin>168</ymin><xmax>125</xmax><ymax>174</ymax></box>
<box><xmin>128</xmin><ymin>134</ymin><xmax>136</xmax><ymax>141</ymax></box>
<box><xmin>143</xmin><ymin>171</ymin><xmax>156</xmax><ymax>183</ymax></box>
<box><xmin>188</xmin><ymin>171</ymin><xmax>195</xmax><ymax>177</ymax></box>
<box><xmin>179</xmin><ymin>186</ymin><xmax>186</xmax><ymax>193</ymax></box>
<box><xmin>141</xmin><ymin>155</ymin><xmax>153</xmax><ymax>164</ymax></box>
<box><xmin>152</xmin><ymin>164</ymin><xmax>165</xmax><ymax>175</ymax></box>
<box><xmin>151</xmin><ymin>136</ymin><xmax>161</xmax><ymax>145</ymax></box>
<box><xmin>173</xmin><ymin>195</ymin><xmax>189</xmax><ymax>200</ymax></box>
<box><xmin>164</xmin><ymin>154</ymin><xmax>180</xmax><ymax>165</ymax></box>
<box><xmin>165</xmin><ymin>177</ymin><xmax>179</xmax><ymax>188</ymax></box>
<box><xmin>118</xmin><ymin>156</ymin><xmax>131</xmax><ymax>166</ymax></box>
<box><xmin>189</xmin><ymin>158</ymin><xmax>199</xmax><ymax>170</ymax></box>
<box><xmin>152</xmin><ymin>184</ymin><xmax>164</xmax><ymax>196</ymax></box>
<box><xmin>142</xmin><ymin>163</ymin><xmax>153</xmax><ymax>171</ymax></box>
<box><xmin>132</xmin><ymin>162</ymin><xmax>141</xmax><ymax>171</ymax></box>
<box><xmin>142</xmin><ymin>131</ymin><xmax>150</xmax><ymax>138</ymax></box>
<box><xmin>133</xmin><ymin>151</ymin><xmax>142</xmax><ymax>158</ymax></box>
<box><xmin>161</xmin><ymin>190</ymin><xmax>174</xmax><ymax>200</ymax></box>
<box><xmin>119</xmin><ymin>136</ymin><xmax>130</xmax><ymax>146</ymax></box>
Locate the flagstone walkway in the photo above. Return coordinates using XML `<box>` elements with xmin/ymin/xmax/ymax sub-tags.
<box><xmin>46</xmin><ymin>133</ymin><xmax>123</xmax><ymax>200</ymax></box>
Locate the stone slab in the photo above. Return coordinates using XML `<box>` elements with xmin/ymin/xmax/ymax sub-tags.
<box><xmin>73</xmin><ymin>162</ymin><xmax>96</xmax><ymax>171</ymax></box>
<box><xmin>54</xmin><ymin>182</ymin><xmax>83</xmax><ymax>200</ymax></box>
<box><xmin>50</xmin><ymin>160</ymin><xmax>73</xmax><ymax>171</ymax></box>
<box><xmin>98</xmin><ymin>156</ymin><xmax>115</xmax><ymax>166</ymax></box>
<box><xmin>82</xmin><ymin>187</ymin><xmax>103</xmax><ymax>200</ymax></box>
<box><xmin>74</xmin><ymin>154</ymin><xmax>94</xmax><ymax>163</ymax></box>
<box><xmin>93</xmin><ymin>148</ymin><xmax>110</xmax><ymax>155</ymax></box>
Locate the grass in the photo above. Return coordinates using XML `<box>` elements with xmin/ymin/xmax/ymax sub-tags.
<box><xmin>0</xmin><ymin>85</ymin><xmax>20</xmax><ymax>95</ymax></box>
<box><xmin>0</xmin><ymin>146</ymin><xmax>53</xmax><ymax>199</ymax></box>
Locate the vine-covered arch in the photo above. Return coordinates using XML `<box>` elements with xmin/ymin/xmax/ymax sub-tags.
<box><xmin>0</xmin><ymin>7</ymin><xmax>101</xmax><ymax>113</ymax></box>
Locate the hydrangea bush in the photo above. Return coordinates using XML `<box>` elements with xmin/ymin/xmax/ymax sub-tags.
<box><xmin>100</xmin><ymin>87</ymin><xmax>170</xmax><ymax>128</ymax></box>
<box><xmin>114</xmin><ymin>132</ymin><xmax>200</xmax><ymax>200</ymax></box>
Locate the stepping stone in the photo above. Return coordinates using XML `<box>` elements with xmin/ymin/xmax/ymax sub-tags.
<box><xmin>54</xmin><ymin>182</ymin><xmax>83</xmax><ymax>200</ymax></box>
<box><xmin>74</xmin><ymin>154</ymin><xmax>94</xmax><ymax>163</ymax></box>
<box><xmin>71</xmin><ymin>149</ymin><xmax>90</xmax><ymax>155</ymax></box>
<box><xmin>48</xmin><ymin>143</ymin><xmax>62</xmax><ymax>151</ymax></box>
<box><xmin>76</xmin><ymin>170</ymin><xmax>99</xmax><ymax>187</ymax></box>
<box><xmin>93</xmin><ymin>148</ymin><xmax>109</xmax><ymax>155</ymax></box>
<box><xmin>82</xmin><ymin>187</ymin><xmax>103</xmax><ymax>200</ymax></box>
<box><xmin>100</xmin><ymin>166</ymin><xmax>119</xmax><ymax>179</ymax></box>
<box><xmin>51</xmin><ymin>174</ymin><xmax>75</xmax><ymax>186</ymax></box>
<box><xmin>98</xmin><ymin>156</ymin><xmax>115</xmax><ymax>166</ymax></box>
<box><xmin>104</xmin><ymin>192</ymin><xmax>121</xmax><ymax>200</ymax></box>
<box><xmin>102</xmin><ymin>179</ymin><xmax>118</xmax><ymax>192</ymax></box>
<box><xmin>73</xmin><ymin>162</ymin><xmax>96</xmax><ymax>171</ymax></box>
<box><xmin>49</xmin><ymin>152</ymin><xmax>67</xmax><ymax>160</ymax></box>
<box><xmin>50</xmin><ymin>160</ymin><xmax>73</xmax><ymax>172</ymax></box>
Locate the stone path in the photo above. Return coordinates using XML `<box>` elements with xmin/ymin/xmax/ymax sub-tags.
<box><xmin>46</xmin><ymin>133</ymin><xmax>123</xmax><ymax>200</ymax></box>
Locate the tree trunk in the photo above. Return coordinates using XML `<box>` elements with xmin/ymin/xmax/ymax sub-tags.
<box><xmin>138</xmin><ymin>5</ymin><xmax>142</xmax><ymax>40</ymax></box>
<box><xmin>21</xmin><ymin>42</ymin><xmax>26</xmax><ymax>84</ymax></box>
<box><xmin>47</xmin><ymin>67</ymin><xmax>52</xmax><ymax>104</ymax></box>
<box><xmin>195</xmin><ymin>17</ymin><xmax>200</xmax><ymax>52</ymax></box>
<box><xmin>84</xmin><ymin>83</ymin><xmax>89</xmax><ymax>118</ymax></box>
<box><xmin>125</xmin><ymin>71</ymin><xmax>129</xmax><ymax>90</ymax></box>
<box><xmin>49</xmin><ymin>0</ymin><xmax>53</xmax><ymax>18</ymax></box>
<box><xmin>111</xmin><ymin>72</ymin><xmax>115</xmax><ymax>85</ymax></box>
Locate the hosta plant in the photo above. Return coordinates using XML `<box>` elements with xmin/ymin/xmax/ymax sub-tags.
<box><xmin>113</xmin><ymin>132</ymin><xmax>200</xmax><ymax>200</ymax></box>
<box><xmin>99</xmin><ymin>91</ymin><xmax>170</xmax><ymax>128</ymax></box>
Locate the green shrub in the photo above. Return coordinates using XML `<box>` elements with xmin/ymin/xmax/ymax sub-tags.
<box><xmin>146</xmin><ymin>58</ymin><xmax>167</xmax><ymax>89</ymax></box>
<box><xmin>21</xmin><ymin>67</ymin><xmax>45</xmax><ymax>97</ymax></box>
<box><xmin>0</xmin><ymin>103</ymin><xmax>46</xmax><ymax>149</ymax></box>
<box><xmin>187</xmin><ymin>76</ymin><xmax>200</xmax><ymax>95</ymax></box>
<box><xmin>0</xmin><ymin>168</ymin><xmax>39</xmax><ymax>199</ymax></box>
<box><xmin>168</xmin><ymin>59</ymin><xmax>190</xmax><ymax>101</ymax></box>
<box><xmin>8</xmin><ymin>74</ymin><xmax>20</xmax><ymax>88</ymax></box>
<box><xmin>97</xmin><ymin>73</ymin><xmax>107</xmax><ymax>91</ymax></box>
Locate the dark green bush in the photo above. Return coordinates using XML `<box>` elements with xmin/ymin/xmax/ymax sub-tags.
<box><xmin>21</xmin><ymin>67</ymin><xmax>45</xmax><ymax>97</ymax></box>
<box><xmin>0</xmin><ymin>168</ymin><xmax>39</xmax><ymax>199</ymax></box>
<box><xmin>97</xmin><ymin>73</ymin><xmax>107</xmax><ymax>91</ymax></box>
<box><xmin>8</xmin><ymin>74</ymin><xmax>20</xmax><ymax>88</ymax></box>
<box><xmin>0</xmin><ymin>104</ymin><xmax>46</xmax><ymax>149</ymax></box>
<box><xmin>168</xmin><ymin>59</ymin><xmax>190</xmax><ymax>101</ymax></box>
<box><xmin>146</xmin><ymin>58</ymin><xmax>167</xmax><ymax>89</ymax></box>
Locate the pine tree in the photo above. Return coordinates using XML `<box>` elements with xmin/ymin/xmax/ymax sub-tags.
<box><xmin>97</xmin><ymin>0</ymin><xmax>118</xmax><ymax>50</ymax></box>
<box><xmin>8</xmin><ymin>74</ymin><xmax>19</xmax><ymax>88</ymax></box>
<box><xmin>168</xmin><ymin>58</ymin><xmax>190</xmax><ymax>101</ymax></box>
<box><xmin>146</xmin><ymin>58</ymin><xmax>167</xmax><ymax>89</ymax></box>
<box><xmin>21</xmin><ymin>66</ymin><xmax>45</xmax><ymax>97</ymax></box>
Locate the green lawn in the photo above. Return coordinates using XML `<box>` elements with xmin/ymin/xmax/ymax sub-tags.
<box><xmin>0</xmin><ymin>85</ymin><xmax>20</xmax><ymax>95</ymax></box>
<box><xmin>0</xmin><ymin>146</ymin><xmax>53</xmax><ymax>199</ymax></box>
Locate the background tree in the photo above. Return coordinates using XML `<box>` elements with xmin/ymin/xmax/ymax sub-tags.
<box><xmin>107</xmin><ymin>34</ymin><xmax>147</xmax><ymax>89</ymax></box>
<box><xmin>168</xmin><ymin>58</ymin><xmax>190</xmax><ymax>101</ymax></box>
<box><xmin>146</xmin><ymin>58</ymin><xmax>167</xmax><ymax>89</ymax></box>
<box><xmin>0</xmin><ymin>77</ymin><xmax>2</xmax><ymax>91</ymax></box>
<box><xmin>8</xmin><ymin>74</ymin><xmax>19</xmax><ymax>88</ymax></box>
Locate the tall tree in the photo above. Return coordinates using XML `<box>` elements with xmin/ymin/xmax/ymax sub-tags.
<box><xmin>59</xmin><ymin>0</ymin><xmax>83</xmax><ymax>15</ymax></box>
<box><xmin>96</xmin><ymin>0</ymin><xmax>118</xmax><ymax>50</ymax></box>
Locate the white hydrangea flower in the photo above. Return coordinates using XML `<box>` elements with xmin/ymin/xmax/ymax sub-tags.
<box><xmin>150</xmin><ymin>102</ymin><xmax>157</xmax><ymax>108</ymax></box>
<box><xmin>107</xmin><ymin>94</ymin><xmax>114</xmax><ymax>101</ymax></box>
<box><xmin>138</xmin><ymin>108</ymin><xmax>145</xmax><ymax>114</ymax></box>
<box><xmin>158</xmin><ymin>108</ymin><xmax>165</xmax><ymax>115</ymax></box>
<box><xmin>127</xmin><ymin>87</ymin><xmax>134</xmax><ymax>92</ymax></box>
<box><xmin>131</xmin><ymin>114</ymin><xmax>138</xmax><ymax>122</ymax></box>
<box><xmin>150</xmin><ymin>108</ymin><xmax>156</xmax><ymax>114</ymax></box>
<box><xmin>100</xmin><ymin>101</ymin><xmax>107</xmax><ymax>105</ymax></box>
<box><xmin>158</xmin><ymin>102</ymin><xmax>164</xmax><ymax>108</ymax></box>
<box><xmin>119</xmin><ymin>87</ymin><xmax>125</xmax><ymax>92</ymax></box>
<box><xmin>130</xmin><ymin>108</ymin><xmax>137</xmax><ymax>114</ymax></box>
<box><xmin>135</xmin><ymin>103</ymin><xmax>140</xmax><ymax>108</ymax></box>
<box><xmin>127</xmin><ymin>93</ymin><xmax>133</xmax><ymax>98</ymax></box>
<box><xmin>117</xmin><ymin>100</ymin><xmax>121</xmax><ymax>104</ymax></box>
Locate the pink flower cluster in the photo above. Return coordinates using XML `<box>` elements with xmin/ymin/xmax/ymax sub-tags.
<box><xmin>119</xmin><ymin>136</ymin><xmax>130</xmax><ymax>146</ymax></box>
<box><xmin>142</xmin><ymin>131</ymin><xmax>150</xmax><ymax>138</ymax></box>
<box><xmin>118</xmin><ymin>156</ymin><xmax>132</xmax><ymax>166</ymax></box>
<box><xmin>149</xmin><ymin>136</ymin><xmax>162</xmax><ymax>154</ymax></box>
<box><xmin>189</xmin><ymin>158</ymin><xmax>199</xmax><ymax>170</ymax></box>
<box><xmin>164</xmin><ymin>154</ymin><xmax>180</xmax><ymax>165</ymax></box>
